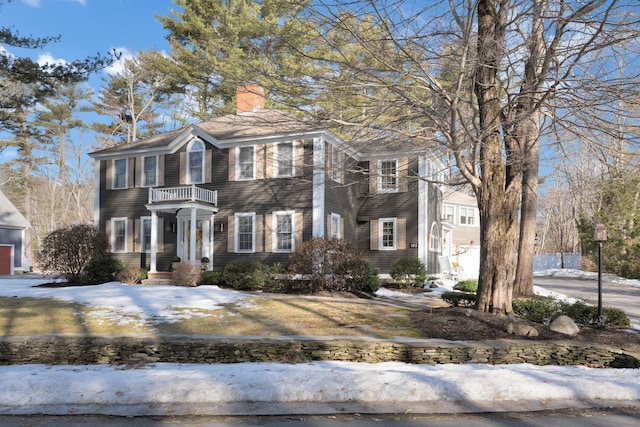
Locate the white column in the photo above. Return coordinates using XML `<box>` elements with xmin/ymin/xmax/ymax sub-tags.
<box><xmin>202</xmin><ymin>218</ymin><xmax>210</xmax><ymax>269</ymax></box>
<box><xmin>150</xmin><ymin>211</ymin><xmax>158</xmax><ymax>272</ymax></box>
<box><xmin>312</xmin><ymin>136</ymin><xmax>325</xmax><ymax>237</ymax></box>
<box><xmin>210</xmin><ymin>213</ymin><xmax>215</xmax><ymax>269</ymax></box>
<box><xmin>190</xmin><ymin>207</ymin><xmax>197</xmax><ymax>263</ymax></box>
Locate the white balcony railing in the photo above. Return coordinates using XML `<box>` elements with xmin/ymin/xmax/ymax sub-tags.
<box><xmin>148</xmin><ymin>185</ymin><xmax>217</xmax><ymax>205</ymax></box>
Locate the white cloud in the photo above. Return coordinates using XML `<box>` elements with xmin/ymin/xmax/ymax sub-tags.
<box><xmin>36</xmin><ymin>53</ymin><xmax>68</xmax><ymax>67</ymax></box>
<box><xmin>104</xmin><ymin>47</ymin><xmax>134</xmax><ymax>75</ymax></box>
<box><xmin>20</xmin><ymin>0</ymin><xmax>40</xmax><ymax>7</ymax></box>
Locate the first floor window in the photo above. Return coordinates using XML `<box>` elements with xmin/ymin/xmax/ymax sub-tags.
<box><xmin>330</xmin><ymin>213</ymin><xmax>341</xmax><ymax>239</ymax></box>
<box><xmin>429</xmin><ymin>223</ymin><xmax>440</xmax><ymax>252</ymax></box>
<box><xmin>141</xmin><ymin>217</ymin><xmax>151</xmax><ymax>252</ymax></box>
<box><xmin>274</xmin><ymin>211</ymin><xmax>294</xmax><ymax>252</ymax></box>
<box><xmin>112</xmin><ymin>219</ymin><xmax>127</xmax><ymax>253</ymax></box>
<box><xmin>380</xmin><ymin>218</ymin><xmax>396</xmax><ymax>250</ymax></box>
<box><xmin>236</xmin><ymin>213</ymin><xmax>255</xmax><ymax>252</ymax></box>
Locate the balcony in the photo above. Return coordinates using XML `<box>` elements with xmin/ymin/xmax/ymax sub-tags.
<box><xmin>148</xmin><ymin>185</ymin><xmax>217</xmax><ymax>205</ymax></box>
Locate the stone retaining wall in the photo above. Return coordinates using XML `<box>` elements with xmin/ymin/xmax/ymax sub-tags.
<box><xmin>1</xmin><ymin>336</ymin><xmax>638</xmax><ymax>368</ymax></box>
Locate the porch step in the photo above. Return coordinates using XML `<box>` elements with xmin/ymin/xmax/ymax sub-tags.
<box><xmin>142</xmin><ymin>272</ymin><xmax>175</xmax><ymax>286</ymax></box>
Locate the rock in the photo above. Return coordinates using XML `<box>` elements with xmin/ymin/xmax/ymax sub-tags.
<box><xmin>506</xmin><ymin>322</ymin><xmax>539</xmax><ymax>337</ymax></box>
<box><xmin>549</xmin><ymin>315</ymin><xmax>580</xmax><ymax>336</ymax></box>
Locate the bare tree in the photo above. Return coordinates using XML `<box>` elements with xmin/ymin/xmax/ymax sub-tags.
<box><xmin>263</xmin><ymin>0</ymin><xmax>640</xmax><ymax>313</ymax></box>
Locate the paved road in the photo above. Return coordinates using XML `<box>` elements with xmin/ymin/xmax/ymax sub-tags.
<box><xmin>1</xmin><ymin>408</ymin><xmax>639</xmax><ymax>427</ymax></box>
<box><xmin>533</xmin><ymin>276</ymin><xmax>640</xmax><ymax>328</ymax></box>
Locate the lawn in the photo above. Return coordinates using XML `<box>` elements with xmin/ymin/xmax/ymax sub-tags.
<box><xmin>0</xmin><ymin>293</ymin><xmax>429</xmax><ymax>339</ymax></box>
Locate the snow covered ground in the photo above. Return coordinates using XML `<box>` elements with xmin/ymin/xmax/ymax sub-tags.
<box><xmin>0</xmin><ymin>271</ymin><xmax>638</xmax><ymax>416</ymax></box>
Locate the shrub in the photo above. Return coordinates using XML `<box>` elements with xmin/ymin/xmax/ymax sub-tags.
<box><xmin>172</xmin><ymin>262</ymin><xmax>201</xmax><ymax>287</ymax></box>
<box><xmin>390</xmin><ymin>256</ymin><xmax>427</xmax><ymax>288</ymax></box>
<box><xmin>288</xmin><ymin>237</ymin><xmax>379</xmax><ymax>293</ymax></box>
<box><xmin>454</xmin><ymin>279</ymin><xmax>478</xmax><ymax>292</ymax></box>
<box><xmin>115</xmin><ymin>267</ymin><xmax>148</xmax><ymax>284</ymax></box>
<box><xmin>38</xmin><ymin>224</ymin><xmax>110</xmax><ymax>283</ymax></box>
<box><xmin>441</xmin><ymin>291</ymin><xmax>477</xmax><ymax>307</ymax></box>
<box><xmin>513</xmin><ymin>296</ymin><xmax>630</xmax><ymax>328</ymax></box>
<box><xmin>82</xmin><ymin>257</ymin><xmax>125</xmax><ymax>285</ymax></box>
<box><xmin>199</xmin><ymin>270</ymin><xmax>225</xmax><ymax>286</ymax></box>
<box><xmin>223</xmin><ymin>260</ymin><xmax>271</xmax><ymax>290</ymax></box>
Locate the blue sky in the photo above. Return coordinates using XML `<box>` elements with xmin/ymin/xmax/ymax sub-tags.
<box><xmin>1</xmin><ymin>0</ymin><xmax>178</xmax><ymax>164</ymax></box>
<box><xmin>3</xmin><ymin>0</ymin><xmax>174</xmax><ymax>69</ymax></box>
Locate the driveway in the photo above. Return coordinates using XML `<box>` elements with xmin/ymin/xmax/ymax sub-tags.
<box><xmin>533</xmin><ymin>275</ymin><xmax>640</xmax><ymax>329</ymax></box>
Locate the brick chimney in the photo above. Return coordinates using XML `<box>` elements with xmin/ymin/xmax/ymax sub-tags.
<box><xmin>236</xmin><ymin>85</ymin><xmax>264</xmax><ymax>114</ymax></box>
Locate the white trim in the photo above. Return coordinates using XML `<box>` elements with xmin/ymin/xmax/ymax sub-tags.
<box><xmin>150</xmin><ymin>211</ymin><xmax>158</xmax><ymax>272</ymax></box>
<box><xmin>234</xmin><ymin>212</ymin><xmax>256</xmax><ymax>253</ymax></box>
<box><xmin>111</xmin><ymin>217</ymin><xmax>128</xmax><ymax>253</ymax></box>
<box><xmin>236</xmin><ymin>145</ymin><xmax>256</xmax><ymax>180</ymax></box>
<box><xmin>379</xmin><ymin>217</ymin><xmax>397</xmax><ymax>250</ymax></box>
<box><xmin>93</xmin><ymin>160</ymin><xmax>100</xmax><ymax>227</ymax></box>
<box><xmin>418</xmin><ymin>157</ymin><xmax>428</xmax><ymax>263</ymax></box>
<box><xmin>272</xmin><ymin>210</ymin><xmax>295</xmax><ymax>253</ymax></box>
<box><xmin>312</xmin><ymin>137</ymin><xmax>325</xmax><ymax>237</ymax></box>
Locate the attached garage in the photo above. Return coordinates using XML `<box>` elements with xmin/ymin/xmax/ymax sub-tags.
<box><xmin>0</xmin><ymin>189</ymin><xmax>30</xmax><ymax>275</ymax></box>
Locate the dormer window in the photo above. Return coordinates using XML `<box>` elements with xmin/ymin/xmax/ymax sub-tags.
<box><xmin>188</xmin><ymin>140</ymin><xmax>205</xmax><ymax>184</ymax></box>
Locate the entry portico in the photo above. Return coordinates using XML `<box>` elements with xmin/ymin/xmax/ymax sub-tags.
<box><xmin>146</xmin><ymin>185</ymin><xmax>218</xmax><ymax>272</ymax></box>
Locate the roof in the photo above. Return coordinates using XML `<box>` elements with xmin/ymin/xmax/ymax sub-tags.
<box><xmin>444</xmin><ymin>189</ymin><xmax>478</xmax><ymax>207</ymax></box>
<box><xmin>90</xmin><ymin>110</ymin><xmax>319</xmax><ymax>157</ymax></box>
<box><xmin>0</xmin><ymin>189</ymin><xmax>30</xmax><ymax>229</ymax></box>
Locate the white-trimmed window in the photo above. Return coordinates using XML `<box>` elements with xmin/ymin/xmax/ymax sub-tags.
<box><xmin>113</xmin><ymin>159</ymin><xmax>128</xmax><ymax>189</ymax></box>
<box><xmin>238</xmin><ymin>146</ymin><xmax>255</xmax><ymax>180</ymax></box>
<box><xmin>379</xmin><ymin>218</ymin><xmax>397</xmax><ymax>250</ymax></box>
<box><xmin>112</xmin><ymin>218</ymin><xmax>127</xmax><ymax>253</ymax></box>
<box><xmin>276</xmin><ymin>142</ymin><xmax>294</xmax><ymax>177</ymax></box>
<box><xmin>141</xmin><ymin>216</ymin><xmax>151</xmax><ymax>253</ymax></box>
<box><xmin>330</xmin><ymin>213</ymin><xmax>341</xmax><ymax>239</ymax></box>
<box><xmin>143</xmin><ymin>156</ymin><xmax>157</xmax><ymax>187</ymax></box>
<box><xmin>460</xmin><ymin>207</ymin><xmax>475</xmax><ymax>225</ymax></box>
<box><xmin>187</xmin><ymin>140</ymin><xmax>205</xmax><ymax>184</ymax></box>
<box><xmin>235</xmin><ymin>213</ymin><xmax>255</xmax><ymax>253</ymax></box>
<box><xmin>429</xmin><ymin>222</ymin><xmax>440</xmax><ymax>252</ymax></box>
<box><xmin>273</xmin><ymin>211</ymin><xmax>294</xmax><ymax>252</ymax></box>
<box><xmin>378</xmin><ymin>160</ymin><xmax>398</xmax><ymax>192</ymax></box>
<box><xmin>331</xmin><ymin>145</ymin><xmax>343</xmax><ymax>183</ymax></box>
<box><xmin>444</xmin><ymin>205</ymin><xmax>455</xmax><ymax>223</ymax></box>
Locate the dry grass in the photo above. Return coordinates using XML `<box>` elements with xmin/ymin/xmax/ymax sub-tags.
<box><xmin>0</xmin><ymin>294</ymin><xmax>426</xmax><ymax>339</ymax></box>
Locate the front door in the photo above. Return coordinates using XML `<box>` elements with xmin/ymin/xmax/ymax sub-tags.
<box><xmin>176</xmin><ymin>212</ymin><xmax>213</xmax><ymax>265</ymax></box>
<box><xmin>0</xmin><ymin>245</ymin><xmax>13</xmax><ymax>275</ymax></box>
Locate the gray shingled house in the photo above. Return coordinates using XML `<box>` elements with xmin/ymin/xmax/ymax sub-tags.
<box><xmin>0</xmin><ymin>189</ymin><xmax>30</xmax><ymax>275</ymax></box>
<box><xmin>88</xmin><ymin>86</ymin><xmax>445</xmax><ymax>279</ymax></box>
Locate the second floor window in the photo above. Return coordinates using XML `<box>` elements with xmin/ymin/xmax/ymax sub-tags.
<box><xmin>143</xmin><ymin>156</ymin><xmax>157</xmax><ymax>187</ymax></box>
<box><xmin>188</xmin><ymin>140</ymin><xmax>204</xmax><ymax>183</ymax></box>
<box><xmin>379</xmin><ymin>160</ymin><xmax>398</xmax><ymax>192</ymax></box>
<box><xmin>460</xmin><ymin>207</ymin><xmax>475</xmax><ymax>225</ymax></box>
<box><xmin>239</xmin><ymin>146</ymin><xmax>255</xmax><ymax>180</ymax></box>
<box><xmin>277</xmin><ymin>142</ymin><xmax>294</xmax><ymax>177</ymax></box>
<box><xmin>113</xmin><ymin>159</ymin><xmax>127</xmax><ymax>189</ymax></box>
<box><xmin>444</xmin><ymin>205</ymin><xmax>454</xmax><ymax>222</ymax></box>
